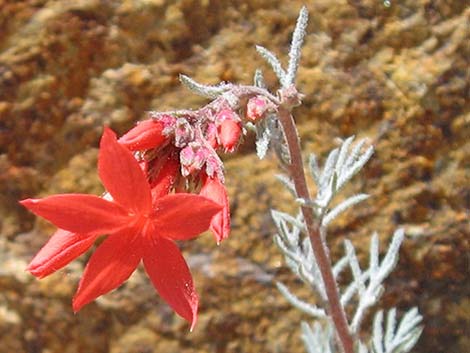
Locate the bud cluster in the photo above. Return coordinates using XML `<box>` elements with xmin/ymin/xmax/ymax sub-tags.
<box><xmin>122</xmin><ymin>94</ymin><xmax>274</xmax><ymax>178</ymax></box>
<box><xmin>117</xmin><ymin>88</ymin><xmax>278</xmax><ymax>242</ymax></box>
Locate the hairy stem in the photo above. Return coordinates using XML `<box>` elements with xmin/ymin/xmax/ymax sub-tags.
<box><xmin>277</xmin><ymin>106</ymin><xmax>355</xmax><ymax>353</ymax></box>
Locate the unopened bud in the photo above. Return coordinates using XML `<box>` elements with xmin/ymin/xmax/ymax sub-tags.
<box><xmin>218</xmin><ymin>119</ymin><xmax>241</xmax><ymax>153</ymax></box>
<box><xmin>118</xmin><ymin>120</ymin><xmax>166</xmax><ymax>151</ymax></box>
<box><xmin>180</xmin><ymin>143</ymin><xmax>206</xmax><ymax>176</ymax></box>
<box><xmin>205</xmin><ymin>123</ymin><xmax>219</xmax><ymax>149</ymax></box>
<box><xmin>155</xmin><ymin>114</ymin><xmax>177</xmax><ymax>135</ymax></box>
<box><xmin>174</xmin><ymin>118</ymin><xmax>194</xmax><ymax>148</ymax></box>
<box><xmin>246</xmin><ymin>96</ymin><xmax>271</xmax><ymax>122</ymax></box>
<box><xmin>279</xmin><ymin>85</ymin><xmax>304</xmax><ymax>108</ymax></box>
<box><xmin>216</xmin><ymin>109</ymin><xmax>241</xmax><ymax>153</ymax></box>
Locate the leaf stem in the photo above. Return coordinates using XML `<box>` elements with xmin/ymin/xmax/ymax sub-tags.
<box><xmin>277</xmin><ymin>106</ymin><xmax>355</xmax><ymax>353</ymax></box>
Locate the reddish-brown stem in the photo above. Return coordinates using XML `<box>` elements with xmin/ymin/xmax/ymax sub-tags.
<box><xmin>277</xmin><ymin>106</ymin><xmax>355</xmax><ymax>353</ymax></box>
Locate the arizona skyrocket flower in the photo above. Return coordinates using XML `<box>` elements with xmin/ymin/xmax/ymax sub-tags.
<box><xmin>21</xmin><ymin>127</ymin><xmax>222</xmax><ymax>329</ymax></box>
<box><xmin>200</xmin><ymin>174</ymin><xmax>230</xmax><ymax>243</ymax></box>
<box><xmin>117</xmin><ymin>115</ymin><xmax>232</xmax><ymax>243</ymax></box>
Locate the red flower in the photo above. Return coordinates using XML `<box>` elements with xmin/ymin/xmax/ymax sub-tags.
<box><xmin>149</xmin><ymin>152</ymin><xmax>181</xmax><ymax>199</ymax></box>
<box><xmin>200</xmin><ymin>174</ymin><xmax>230</xmax><ymax>243</ymax></box>
<box><xmin>21</xmin><ymin>127</ymin><xmax>221</xmax><ymax>330</ymax></box>
<box><xmin>216</xmin><ymin>109</ymin><xmax>242</xmax><ymax>153</ymax></box>
<box><xmin>118</xmin><ymin>119</ymin><xmax>167</xmax><ymax>151</ymax></box>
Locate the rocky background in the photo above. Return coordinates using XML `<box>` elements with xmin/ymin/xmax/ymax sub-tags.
<box><xmin>0</xmin><ymin>0</ymin><xmax>468</xmax><ymax>352</ymax></box>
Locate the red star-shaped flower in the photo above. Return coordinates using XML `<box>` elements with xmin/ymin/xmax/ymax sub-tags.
<box><xmin>21</xmin><ymin>127</ymin><xmax>221</xmax><ymax>330</ymax></box>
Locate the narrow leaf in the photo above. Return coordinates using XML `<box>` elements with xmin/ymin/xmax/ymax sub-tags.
<box><xmin>276</xmin><ymin>282</ymin><xmax>326</xmax><ymax>318</ymax></box>
<box><xmin>369</xmin><ymin>232</ymin><xmax>380</xmax><ymax>276</ymax></box>
<box><xmin>308</xmin><ymin>153</ymin><xmax>321</xmax><ymax>186</ymax></box>
<box><xmin>335</xmin><ymin>135</ymin><xmax>355</xmax><ymax>173</ymax></box>
<box><xmin>286</xmin><ymin>6</ymin><xmax>309</xmax><ymax>85</ymax></box>
<box><xmin>275</xmin><ymin>174</ymin><xmax>297</xmax><ymax>197</ymax></box>
<box><xmin>179</xmin><ymin>74</ymin><xmax>230</xmax><ymax>98</ymax></box>
<box><xmin>385</xmin><ymin>308</ymin><xmax>397</xmax><ymax>350</ymax></box>
<box><xmin>253</xmin><ymin>68</ymin><xmax>267</xmax><ymax>88</ymax></box>
<box><xmin>338</xmin><ymin>145</ymin><xmax>374</xmax><ymax>190</ymax></box>
<box><xmin>373</xmin><ymin>310</ymin><xmax>385</xmax><ymax>353</ymax></box>
<box><xmin>322</xmin><ymin>193</ymin><xmax>369</xmax><ymax>227</ymax></box>
<box><xmin>255</xmin><ymin>45</ymin><xmax>286</xmax><ymax>85</ymax></box>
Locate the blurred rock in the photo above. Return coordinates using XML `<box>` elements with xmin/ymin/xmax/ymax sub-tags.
<box><xmin>0</xmin><ymin>1</ymin><xmax>468</xmax><ymax>352</ymax></box>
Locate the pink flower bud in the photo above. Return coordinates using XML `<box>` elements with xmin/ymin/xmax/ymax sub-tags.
<box><xmin>204</xmin><ymin>153</ymin><xmax>223</xmax><ymax>181</ymax></box>
<box><xmin>157</xmin><ymin>114</ymin><xmax>177</xmax><ymax>131</ymax></box>
<box><xmin>118</xmin><ymin>120</ymin><xmax>166</xmax><ymax>151</ymax></box>
<box><xmin>218</xmin><ymin>119</ymin><xmax>241</xmax><ymax>153</ymax></box>
<box><xmin>215</xmin><ymin>109</ymin><xmax>241</xmax><ymax>153</ymax></box>
<box><xmin>246</xmin><ymin>96</ymin><xmax>270</xmax><ymax>122</ymax></box>
<box><xmin>205</xmin><ymin>123</ymin><xmax>219</xmax><ymax>149</ymax></box>
<box><xmin>216</xmin><ymin>109</ymin><xmax>240</xmax><ymax>123</ymax></box>
<box><xmin>174</xmin><ymin>118</ymin><xmax>194</xmax><ymax>148</ymax></box>
<box><xmin>180</xmin><ymin>144</ymin><xmax>206</xmax><ymax>176</ymax></box>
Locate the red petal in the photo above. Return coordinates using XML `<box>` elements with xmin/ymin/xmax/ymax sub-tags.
<box><xmin>99</xmin><ymin>127</ymin><xmax>151</xmax><ymax>212</ymax></box>
<box><xmin>200</xmin><ymin>176</ymin><xmax>231</xmax><ymax>243</ymax></box>
<box><xmin>153</xmin><ymin>194</ymin><xmax>222</xmax><ymax>240</ymax></box>
<box><xmin>20</xmin><ymin>194</ymin><xmax>130</xmax><ymax>235</ymax></box>
<box><xmin>142</xmin><ymin>237</ymin><xmax>198</xmax><ymax>330</ymax></box>
<box><xmin>27</xmin><ymin>229</ymin><xmax>98</xmax><ymax>278</ymax></box>
<box><xmin>118</xmin><ymin>119</ymin><xmax>166</xmax><ymax>151</ymax></box>
<box><xmin>150</xmin><ymin>154</ymin><xmax>180</xmax><ymax>199</ymax></box>
<box><xmin>72</xmin><ymin>229</ymin><xmax>142</xmax><ymax>312</ymax></box>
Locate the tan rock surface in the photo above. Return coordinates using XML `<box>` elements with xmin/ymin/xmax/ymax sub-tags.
<box><xmin>0</xmin><ymin>1</ymin><xmax>468</xmax><ymax>352</ymax></box>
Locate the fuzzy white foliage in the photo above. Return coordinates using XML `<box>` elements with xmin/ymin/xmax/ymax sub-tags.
<box><xmin>252</xmin><ymin>67</ymin><xmax>289</xmax><ymax>161</ymax></box>
<box><xmin>371</xmin><ymin>308</ymin><xmax>423</xmax><ymax>353</ymax></box>
<box><xmin>251</xmin><ymin>67</ymin><xmax>275</xmax><ymax>159</ymax></box>
<box><xmin>255</xmin><ymin>45</ymin><xmax>287</xmax><ymax>86</ymax></box>
<box><xmin>256</xmin><ymin>7</ymin><xmax>422</xmax><ymax>353</ymax></box>
<box><xmin>175</xmin><ymin>8</ymin><xmax>422</xmax><ymax>353</ymax></box>
<box><xmin>179</xmin><ymin>74</ymin><xmax>230</xmax><ymax>98</ymax></box>
<box><xmin>286</xmin><ymin>6</ymin><xmax>309</xmax><ymax>86</ymax></box>
<box><xmin>273</xmin><ymin>198</ymin><xmax>422</xmax><ymax>353</ymax></box>
<box><xmin>322</xmin><ymin>193</ymin><xmax>370</xmax><ymax>227</ymax></box>
<box><xmin>255</xmin><ymin>6</ymin><xmax>308</xmax><ymax>88</ymax></box>
<box><xmin>272</xmin><ymin>208</ymin><xmax>413</xmax><ymax>339</ymax></box>
<box><xmin>276</xmin><ymin>282</ymin><xmax>326</xmax><ymax>319</ymax></box>
<box><xmin>272</xmin><ymin>209</ymin><xmax>328</xmax><ymax>300</ymax></box>
<box><xmin>255</xmin><ymin>114</ymin><xmax>281</xmax><ymax>160</ymax></box>
<box><xmin>301</xmin><ymin>321</ymin><xmax>335</xmax><ymax>353</ymax></box>
<box><xmin>358</xmin><ymin>342</ymin><xmax>370</xmax><ymax>353</ymax></box>
<box><xmin>309</xmin><ymin>136</ymin><xmax>374</xmax><ymax>211</ymax></box>
<box><xmin>253</xmin><ymin>68</ymin><xmax>267</xmax><ymax>89</ymax></box>
<box><xmin>343</xmin><ymin>229</ymin><xmax>405</xmax><ymax>334</ymax></box>
<box><xmin>301</xmin><ymin>307</ymin><xmax>422</xmax><ymax>353</ymax></box>
<box><xmin>271</xmin><ymin>136</ymin><xmax>422</xmax><ymax>352</ymax></box>
<box><xmin>253</xmin><ymin>7</ymin><xmax>309</xmax><ymax>160</ymax></box>
<box><xmin>275</xmin><ymin>174</ymin><xmax>296</xmax><ymax>197</ymax></box>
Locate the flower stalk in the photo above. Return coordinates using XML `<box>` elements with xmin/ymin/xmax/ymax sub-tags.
<box><xmin>277</xmin><ymin>105</ymin><xmax>355</xmax><ymax>353</ymax></box>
